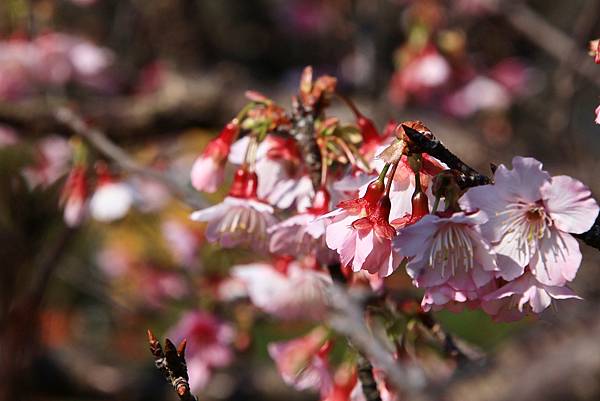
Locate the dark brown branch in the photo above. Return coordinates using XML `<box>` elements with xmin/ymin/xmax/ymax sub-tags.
<box><xmin>416</xmin><ymin>312</ymin><xmax>483</xmax><ymax>366</ymax></box>
<box><xmin>401</xmin><ymin>124</ymin><xmax>491</xmax><ymax>189</ymax></box>
<box><xmin>357</xmin><ymin>353</ymin><xmax>382</xmax><ymax>401</ymax></box>
<box><xmin>574</xmin><ymin>212</ymin><xmax>600</xmax><ymax>249</ymax></box>
<box><xmin>0</xmin><ymin>70</ymin><xmax>241</xmax><ymax>138</ymax></box>
<box><xmin>147</xmin><ymin>330</ymin><xmax>197</xmax><ymax>401</ymax></box>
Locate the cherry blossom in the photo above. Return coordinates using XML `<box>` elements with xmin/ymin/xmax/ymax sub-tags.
<box><xmin>461</xmin><ymin>157</ymin><xmax>599</xmax><ymax>286</ymax></box>
<box><xmin>269</xmin><ymin>188</ymin><xmax>337</xmax><ymax>263</ymax></box>
<box><xmin>190</xmin><ymin>120</ymin><xmax>239</xmax><ymax>192</ymax></box>
<box><xmin>231</xmin><ymin>259</ymin><xmax>331</xmax><ymax>320</ymax></box>
<box><xmin>190</xmin><ymin>168</ymin><xmax>277</xmax><ymax>249</ymax></box>
<box><xmin>268</xmin><ymin>327</ymin><xmax>333</xmax><ymax>397</ymax></box>
<box><xmin>393</xmin><ymin>210</ymin><xmax>498</xmax><ymax>309</ymax></box>
<box><xmin>482</xmin><ymin>271</ymin><xmax>581</xmax><ymax>322</ymax></box>
<box><xmin>324</xmin><ymin>180</ymin><xmax>402</xmax><ymax>278</ymax></box>
<box><xmin>89</xmin><ymin>165</ymin><xmax>133</xmax><ymax>223</ymax></box>
<box><xmin>168</xmin><ymin>311</ymin><xmax>235</xmax><ymax>391</ymax></box>
<box><xmin>60</xmin><ymin>165</ymin><xmax>88</xmax><ymax>227</ymax></box>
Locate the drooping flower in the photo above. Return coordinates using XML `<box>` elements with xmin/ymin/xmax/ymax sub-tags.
<box><xmin>89</xmin><ymin>164</ymin><xmax>133</xmax><ymax>223</ymax></box>
<box><xmin>231</xmin><ymin>259</ymin><xmax>331</xmax><ymax>320</ymax></box>
<box><xmin>393</xmin><ymin>211</ymin><xmax>497</xmax><ymax>310</ymax></box>
<box><xmin>460</xmin><ymin>156</ymin><xmax>599</xmax><ymax>286</ymax></box>
<box><xmin>229</xmin><ymin>135</ymin><xmax>313</xmax><ymax>211</ymax></box>
<box><xmin>190</xmin><ymin>120</ymin><xmax>239</xmax><ymax>192</ymax></box>
<box><xmin>190</xmin><ymin>167</ymin><xmax>277</xmax><ymax>249</ymax></box>
<box><xmin>595</xmin><ymin>104</ymin><xmax>600</xmax><ymax>125</ymax></box>
<box><xmin>269</xmin><ymin>187</ymin><xmax>337</xmax><ymax>263</ymax></box>
<box><xmin>388</xmin><ymin>46</ymin><xmax>451</xmax><ymax>106</ymax></box>
<box><xmin>60</xmin><ymin>165</ymin><xmax>87</xmax><ymax>227</ymax></box>
<box><xmin>268</xmin><ymin>327</ymin><xmax>333</xmax><ymax>397</ymax></box>
<box><xmin>168</xmin><ymin>311</ymin><xmax>234</xmax><ymax>391</ymax></box>
<box><xmin>481</xmin><ymin>271</ymin><xmax>581</xmax><ymax>322</ymax></box>
<box><xmin>324</xmin><ymin>180</ymin><xmax>402</xmax><ymax>278</ymax></box>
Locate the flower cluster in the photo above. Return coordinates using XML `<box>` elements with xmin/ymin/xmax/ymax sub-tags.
<box><xmin>182</xmin><ymin>66</ymin><xmax>599</xmax><ymax>397</ymax></box>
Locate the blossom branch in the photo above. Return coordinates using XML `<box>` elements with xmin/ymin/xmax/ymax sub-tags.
<box><xmin>147</xmin><ymin>330</ymin><xmax>198</xmax><ymax>401</ymax></box>
<box><xmin>402</xmin><ymin>123</ymin><xmax>600</xmax><ymax>252</ymax></box>
<box><xmin>357</xmin><ymin>353</ymin><xmax>382</xmax><ymax>401</ymax></box>
<box><xmin>55</xmin><ymin>107</ymin><xmax>207</xmax><ymax>209</ymax></box>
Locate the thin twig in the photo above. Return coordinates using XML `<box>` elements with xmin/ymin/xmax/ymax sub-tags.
<box><xmin>499</xmin><ymin>1</ymin><xmax>600</xmax><ymax>88</ymax></box>
<box><xmin>401</xmin><ymin>124</ymin><xmax>491</xmax><ymax>189</ymax></box>
<box><xmin>147</xmin><ymin>330</ymin><xmax>198</xmax><ymax>401</ymax></box>
<box><xmin>327</xmin><ymin>285</ymin><xmax>426</xmax><ymax>395</ymax></box>
<box><xmin>55</xmin><ymin>107</ymin><xmax>207</xmax><ymax>210</ymax></box>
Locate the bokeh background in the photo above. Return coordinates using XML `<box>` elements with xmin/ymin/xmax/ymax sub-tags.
<box><xmin>1</xmin><ymin>0</ymin><xmax>600</xmax><ymax>400</ymax></box>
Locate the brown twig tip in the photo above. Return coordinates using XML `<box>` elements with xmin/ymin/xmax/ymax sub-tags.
<box><xmin>147</xmin><ymin>329</ymin><xmax>157</xmax><ymax>344</ymax></box>
<box><xmin>178</xmin><ymin>339</ymin><xmax>187</xmax><ymax>356</ymax></box>
<box><xmin>147</xmin><ymin>332</ymin><xmax>197</xmax><ymax>401</ymax></box>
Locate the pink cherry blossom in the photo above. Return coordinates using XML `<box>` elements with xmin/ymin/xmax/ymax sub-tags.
<box><xmin>190</xmin><ymin>120</ymin><xmax>238</xmax><ymax>193</ymax></box>
<box><xmin>161</xmin><ymin>219</ymin><xmax>201</xmax><ymax>267</ymax></box>
<box><xmin>461</xmin><ymin>156</ymin><xmax>599</xmax><ymax>286</ymax></box>
<box><xmin>393</xmin><ymin>211</ymin><xmax>497</xmax><ymax>310</ymax></box>
<box><xmin>168</xmin><ymin>311</ymin><xmax>234</xmax><ymax>391</ymax></box>
<box><xmin>23</xmin><ymin>135</ymin><xmax>71</xmax><ymax>188</ymax></box>
<box><xmin>0</xmin><ymin>125</ymin><xmax>18</xmax><ymax>147</ymax></box>
<box><xmin>229</xmin><ymin>135</ymin><xmax>313</xmax><ymax>210</ymax></box>
<box><xmin>268</xmin><ymin>327</ymin><xmax>333</xmax><ymax>396</ymax></box>
<box><xmin>595</xmin><ymin>104</ymin><xmax>600</xmax><ymax>125</ymax></box>
<box><xmin>269</xmin><ymin>188</ymin><xmax>337</xmax><ymax>263</ymax></box>
<box><xmin>324</xmin><ymin>182</ymin><xmax>402</xmax><ymax>278</ymax></box>
<box><xmin>60</xmin><ymin>166</ymin><xmax>87</xmax><ymax>227</ymax></box>
<box><xmin>141</xmin><ymin>269</ymin><xmax>188</xmax><ymax>308</ymax></box>
<box><xmin>231</xmin><ymin>260</ymin><xmax>331</xmax><ymax>320</ymax></box>
<box><xmin>389</xmin><ymin>46</ymin><xmax>451</xmax><ymax>106</ymax></box>
<box><xmin>190</xmin><ymin>168</ymin><xmax>277</xmax><ymax>249</ymax></box>
<box><xmin>482</xmin><ymin>271</ymin><xmax>581</xmax><ymax>322</ymax></box>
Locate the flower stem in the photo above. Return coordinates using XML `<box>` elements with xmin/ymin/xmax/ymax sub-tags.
<box><xmin>385</xmin><ymin>162</ymin><xmax>399</xmax><ymax>196</ymax></box>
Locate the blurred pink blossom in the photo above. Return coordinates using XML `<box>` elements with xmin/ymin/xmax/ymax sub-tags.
<box><xmin>161</xmin><ymin>220</ymin><xmax>201</xmax><ymax>267</ymax></box>
<box><xmin>0</xmin><ymin>125</ymin><xmax>19</xmax><ymax>147</ymax></box>
<box><xmin>268</xmin><ymin>327</ymin><xmax>333</xmax><ymax>396</ymax></box>
<box><xmin>232</xmin><ymin>260</ymin><xmax>331</xmax><ymax>320</ymax></box>
<box><xmin>168</xmin><ymin>311</ymin><xmax>234</xmax><ymax>391</ymax></box>
<box><xmin>23</xmin><ymin>135</ymin><xmax>71</xmax><ymax>188</ymax></box>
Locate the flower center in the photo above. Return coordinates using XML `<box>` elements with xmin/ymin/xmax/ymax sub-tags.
<box><xmin>428</xmin><ymin>224</ymin><xmax>474</xmax><ymax>276</ymax></box>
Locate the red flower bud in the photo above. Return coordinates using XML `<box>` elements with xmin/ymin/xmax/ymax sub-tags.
<box><xmin>411</xmin><ymin>191</ymin><xmax>429</xmax><ymax>219</ymax></box>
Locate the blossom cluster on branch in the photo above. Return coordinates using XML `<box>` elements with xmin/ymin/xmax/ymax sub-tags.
<box><xmin>178</xmin><ymin>66</ymin><xmax>599</xmax><ymax>399</ymax></box>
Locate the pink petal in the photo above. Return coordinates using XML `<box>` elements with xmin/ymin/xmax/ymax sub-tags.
<box><xmin>526</xmin><ymin>286</ymin><xmax>551</xmax><ymax>313</ymax></box>
<box><xmin>495</xmin><ymin>157</ymin><xmax>550</xmax><ymax>203</ymax></box>
<box><xmin>542</xmin><ymin>175</ymin><xmax>599</xmax><ymax>234</ymax></box>
<box><xmin>325</xmin><ymin>212</ymin><xmax>354</xmax><ymax>250</ymax></box>
<box><xmin>393</xmin><ymin>214</ymin><xmax>439</xmax><ymax>258</ymax></box>
<box><xmin>530</xmin><ymin>230</ymin><xmax>581</xmax><ymax>286</ymax></box>
<box><xmin>352</xmin><ymin>230</ymin><xmax>375</xmax><ymax>272</ymax></box>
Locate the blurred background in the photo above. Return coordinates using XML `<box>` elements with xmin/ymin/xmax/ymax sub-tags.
<box><xmin>1</xmin><ymin>0</ymin><xmax>600</xmax><ymax>400</ymax></box>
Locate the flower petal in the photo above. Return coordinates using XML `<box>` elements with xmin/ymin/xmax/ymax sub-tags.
<box><xmin>542</xmin><ymin>175</ymin><xmax>599</xmax><ymax>234</ymax></box>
